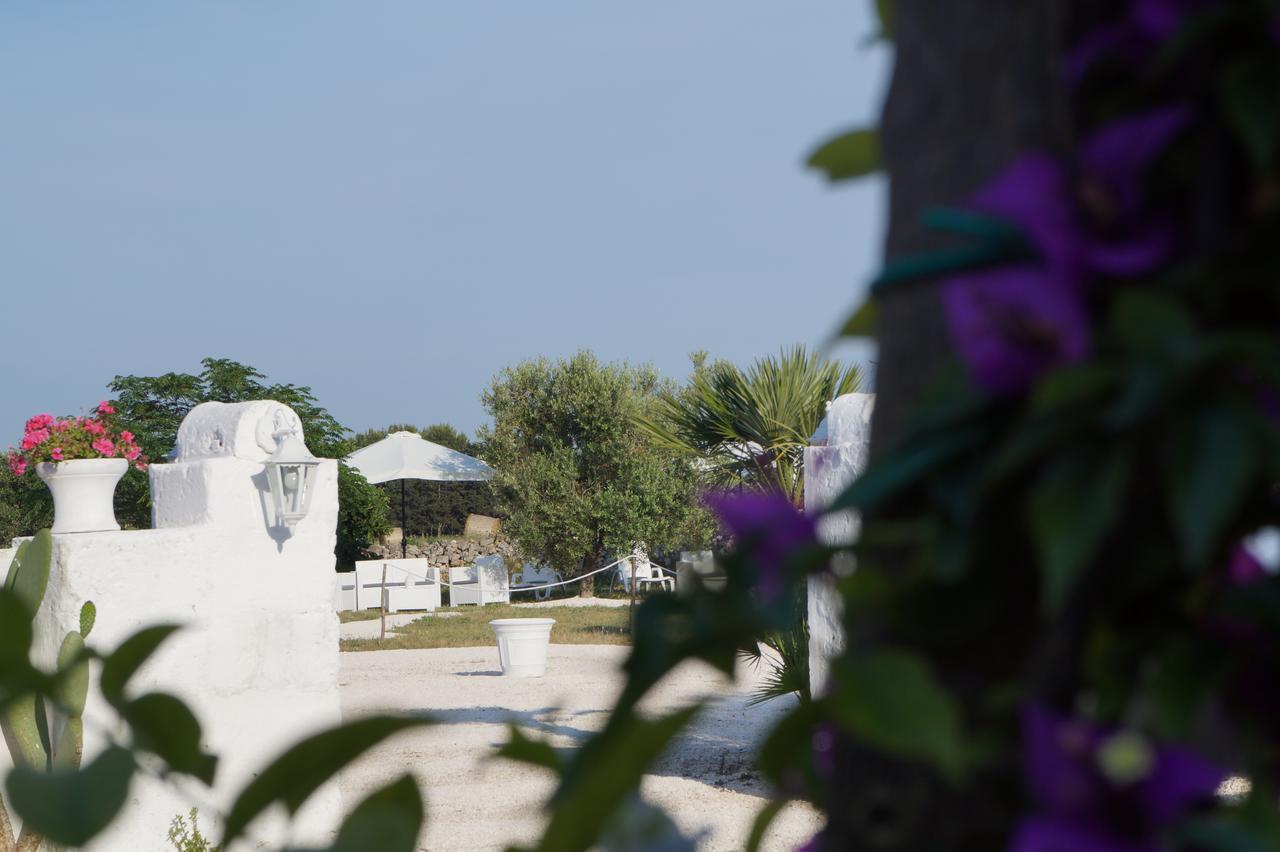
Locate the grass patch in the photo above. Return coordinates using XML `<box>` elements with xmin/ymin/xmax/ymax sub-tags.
<box><xmin>338</xmin><ymin>609</ymin><xmax>383</xmax><ymax>623</ymax></box>
<box><xmin>340</xmin><ymin>603</ymin><xmax>632</xmax><ymax>652</ymax></box>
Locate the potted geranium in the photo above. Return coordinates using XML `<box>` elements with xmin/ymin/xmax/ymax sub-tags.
<box><xmin>7</xmin><ymin>401</ymin><xmax>147</xmax><ymax>534</ymax></box>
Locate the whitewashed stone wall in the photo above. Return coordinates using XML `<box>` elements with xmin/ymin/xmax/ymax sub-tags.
<box><xmin>803</xmin><ymin>393</ymin><xmax>875</xmax><ymax>696</ymax></box>
<box><xmin>3</xmin><ymin>401</ymin><xmax>343</xmax><ymax>850</ymax></box>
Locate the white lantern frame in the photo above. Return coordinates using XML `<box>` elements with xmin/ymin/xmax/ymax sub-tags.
<box><xmin>265</xmin><ymin>429</ymin><xmax>320</xmax><ymax>530</ymax></box>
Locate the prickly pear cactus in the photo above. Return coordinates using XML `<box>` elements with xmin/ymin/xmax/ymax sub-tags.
<box><xmin>1</xmin><ymin>531</ymin><xmax>96</xmax><ymax>851</ymax></box>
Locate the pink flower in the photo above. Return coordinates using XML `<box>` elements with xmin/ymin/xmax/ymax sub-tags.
<box><xmin>120</xmin><ymin>430</ymin><xmax>134</xmax><ymax>443</ymax></box>
<box><xmin>124</xmin><ymin>444</ymin><xmax>141</xmax><ymax>461</ymax></box>
<box><xmin>97</xmin><ymin>400</ymin><xmax>116</xmax><ymax>415</ymax></box>
<box><xmin>134</xmin><ymin>461</ymin><xmax>148</xmax><ymax>472</ymax></box>
<box><xmin>84</xmin><ymin>420</ymin><xmax>106</xmax><ymax>436</ymax></box>
<box><xmin>91</xmin><ymin>438</ymin><xmax>115</xmax><ymax>457</ymax></box>
<box><xmin>21</xmin><ymin>429</ymin><xmax>51</xmax><ymax>450</ymax></box>
<box><xmin>25</xmin><ymin>414</ymin><xmax>54</xmax><ymax>432</ymax></box>
<box><xmin>53</xmin><ymin>419</ymin><xmax>71</xmax><ymax>433</ymax></box>
<box><xmin>50</xmin><ymin>447</ymin><xmax>64</xmax><ymax>461</ymax></box>
<box><xmin>7</xmin><ymin>454</ymin><xmax>27</xmax><ymax>476</ymax></box>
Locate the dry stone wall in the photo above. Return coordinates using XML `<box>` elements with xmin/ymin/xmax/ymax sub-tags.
<box><xmin>368</xmin><ymin>534</ymin><xmax>520</xmax><ymax>567</ymax></box>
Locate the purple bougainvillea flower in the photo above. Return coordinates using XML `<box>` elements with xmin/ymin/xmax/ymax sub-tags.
<box><xmin>1228</xmin><ymin>544</ymin><xmax>1266</xmax><ymax>586</ymax></box>
<box><xmin>706</xmin><ymin>490</ymin><xmax>816</xmax><ymax>603</ymax></box>
<box><xmin>968</xmin><ymin>106</ymin><xmax>1191</xmax><ymax>282</ymax></box>
<box><xmin>1014</xmin><ymin>705</ymin><xmax>1226</xmax><ymax>851</ymax></box>
<box><xmin>943</xmin><ymin>265</ymin><xmax>1090</xmax><ymax>394</ymax></box>
<box><xmin>1066</xmin><ymin>0</ymin><xmax>1220</xmax><ymax>81</ymax></box>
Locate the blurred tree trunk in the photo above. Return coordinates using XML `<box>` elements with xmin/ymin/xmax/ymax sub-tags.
<box><xmin>825</xmin><ymin>1</ymin><xmax>1072</xmax><ymax>848</ymax></box>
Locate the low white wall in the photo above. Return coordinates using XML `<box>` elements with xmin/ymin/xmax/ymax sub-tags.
<box><xmin>803</xmin><ymin>393</ymin><xmax>874</xmax><ymax>697</ymax></box>
<box><xmin>3</xmin><ymin>401</ymin><xmax>344</xmax><ymax>851</ymax></box>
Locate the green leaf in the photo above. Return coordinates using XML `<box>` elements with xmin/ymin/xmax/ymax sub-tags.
<box><xmin>745</xmin><ymin>798</ymin><xmax>790</xmax><ymax>852</ymax></box>
<box><xmin>6</xmin><ymin>529</ymin><xmax>51</xmax><ymax>616</ymax></box>
<box><xmin>830</xmin><ymin>649</ymin><xmax>965</xmax><ymax>782</ymax></box>
<box><xmin>597</xmin><ymin>797</ymin><xmax>699</xmax><ymax>851</ymax></box>
<box><xmin>80</xmin><ymin>600</ymin><xmax>97</xmax><ymax>639</ymax></box>
<box><xmin>806</xmin><ymin>128</ymin><xmax>881</xmax><ymax>182</ymax></box>
<box><xmin>1107</xmin><ymin>290</ymin><xmax>1196</xmax><ymax>360</ymax></box>
<box><xmin>495</xmin><ymin>724</ymin><xmax>565</xmax><ymax>772</ymax></box>
<box><xmin>830</xmin><ymin>423</ymin><xmax>986</xmax><ymax>512</ymax></box>
<box><xmin>1220</xmin><ymin>55</ymin><xmax>1280</xmax><ymax>171</ymax></box>
<box><xmin>3</xmin><ymin>539</ymin><xmax>28</xmax><ymax>590</ymax></box>
<box><xmin>874</xmin><ymin>0</ymin><xmax>894</xmax><ymax>38</ymax></box>
<box><xmin>836</xmin><ymin>297</ymin><xmax>876</xmax><ymax>339</ymax></box>
<box><xmin>222</xmin><ymin>715</ymin><xmax>434</xmax><ymax>846</ymax></box>
<box><xmin>1027</xmin><ymin>447</ymin><xmax>1129</xmax><ymax>611</ymax></box>
<box><xmin>1166</xmin><ymin>405</ymin><xmax>1258</xmax><ymax>567</ymax></box>
<box><xmin>0</xmin><ymin>588</ymin><xmax>34</xmax><ymax>672</ymax></box>
<box><xmin>537</xmin><ymin>706</ymin><xmax>701</xmax><ymax>852</ymax></box>
<box><xmin>328</xmin><ymin>774</ymin><xmax>424</xmax><ymax>852</ymax></box>
<box><xmin>121</xmin><ymin>692</ymin><xmax>218</xmax><ymax>783</ymax></box>
<box><xmin>6</xmin><ymin>744</ymin><xmax>135</xmax><ymax>846</ymax></box>
<box><xmin>1030</xmin><ymin>365</ymin><xmax>1122</xmax><ymax>415</ymax></box>
<box><xmin>100</xmin><ymin>624</ymin><xmax>181</xmax><ymax>705</ymax></box>
<box><xmin>55</xmin><ymin>631</ymin><xmax>89</xmax><ymax>717</ymax></box>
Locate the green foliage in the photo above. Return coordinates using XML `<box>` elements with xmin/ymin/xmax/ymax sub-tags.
<box><xmin>479</xmin><ymin>352</ymin><xmax>710</xmax><ymax>592</ymax></box>
<box><xmin>7</xmin><ymin>745</ymin><xmax>137</xmax><ymax>846</ymax></box>
<box><xmin>335</xmin><ymin>462</ymin><xmax>390</xmax><ymax>568</ymax></box>
<box><xmin>324</xmin><ymin>774</ymin><xmax>423</xmax><ymax>852</ymax></box>
<box><xmin>806</xmin><ymin>128</ymin><xmax>882</xmax><ymax>182</ymax></box>
<box><xmin>168</xmin><ymin>809</ymin><xmax>219</xmax><ymax>852</ymax></box>
<box><xmin>643</xmin><ymin>346</ymin><xmax>861</xmax><ymax>503</ymax></box>
<box><xmin>104</xmin><ymin>357</ymin><xmax>389</xmax><ymax>564</ymax></box>
<box><xmin>828</xmin><ymin>649</ymin><xmax>965</xmax><ymax>783</ymax></box>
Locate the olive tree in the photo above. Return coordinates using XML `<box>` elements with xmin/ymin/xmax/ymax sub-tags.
<box><xmin>478</xmin><ymin>352</ymin><xmax>711</xmax><ymax>597</ymax></box>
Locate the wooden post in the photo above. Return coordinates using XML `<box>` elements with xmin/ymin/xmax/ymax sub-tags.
<box><xmin>629</xmin><ymin>555</ymin><xmax>637</xmax><ymax>617</ymax></box>
<box><xmin>379</xmin><ymin>562</ymin><xmax>388</xmax><ymax>642</ymax></box>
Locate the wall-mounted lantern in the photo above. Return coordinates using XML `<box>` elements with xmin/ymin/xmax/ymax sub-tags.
<box><xmin>265</xmin><ymin>429</ymin><xmax>319</xmax><ymax>530</ymax></box>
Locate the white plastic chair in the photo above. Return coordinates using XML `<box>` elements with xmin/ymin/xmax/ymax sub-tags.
<box><xmin>511</xmin><ymin>562</ymin><xmax>562</xmax><ymax>601</ymax></box>
<box><xmin>613</xmin><ymin>547</ymin><xmax>675</xmax><ymax>594</ymax></box>
<box><xmin>449</xmin><ymin>555</ymin><xmax>510</xmax><ymax>605</ymax></box>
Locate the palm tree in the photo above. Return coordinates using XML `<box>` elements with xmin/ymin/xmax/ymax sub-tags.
<box><xmin>643</xmin><ymin>345</ymin><xmax>862</xmax><ymax>505</ymax></box>
<box><xmin>642</xmin><ymin>346</ymin><xmax>862</xmax><ymax>704</ymax></box>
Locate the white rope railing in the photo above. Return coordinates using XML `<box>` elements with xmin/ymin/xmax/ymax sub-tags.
<box><xmin>373</xmin><ymin>557</ymin><xmax>629</xmax><ymax>593</ymax></box>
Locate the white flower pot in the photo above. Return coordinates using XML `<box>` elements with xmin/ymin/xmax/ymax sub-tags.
<box><xmin>489</xmin><ymin>618</ymin><xmax>556</xmax><ymax>677</ymax></box>
<box><xmin>36</xmin><ymin>458</ymin><xmax>128</xmax><ymax>534</ymax></box>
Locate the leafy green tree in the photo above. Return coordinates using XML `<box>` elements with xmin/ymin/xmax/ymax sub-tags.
<box><xmin>106</xmin><ymin>358</ymin><xmax>388</xmax><ymax>567</ymax></box>
<box><xmin>348</xmin><ymin>423</ymin><xmax>499</xmax><ymax>537</ymax></box>
<box><xmin>642</xmin><ymin>345</ymin><xmax>862</xmax><ymax>505</ymax></box>
<box><xmin>478</xmin><ymin>352</ymin><xmax>712</xmax><ymax>597</ymax></box>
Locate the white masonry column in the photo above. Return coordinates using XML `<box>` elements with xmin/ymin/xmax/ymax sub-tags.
<box><xmin>26</xmin><ymin>400</ymin><xmax>343</xmax><ymax>850</ymax></box>
<box><xmin>803</xmin><ymin>393</ymin><xmax>875</xmax><ymax>697</ymax></box>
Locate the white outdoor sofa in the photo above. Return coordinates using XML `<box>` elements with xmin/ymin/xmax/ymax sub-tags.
<box><xmin>449</xmin><ymin>555</ymin><xmax>510</xmax><ymax>606</ymax></box>
<box><xmin>352</xmin><ymin>559</ymin><xmax>442</xmax><ymax>612</ymax></box>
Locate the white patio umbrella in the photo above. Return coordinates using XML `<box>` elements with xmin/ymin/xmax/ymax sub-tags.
<box><xmin>344</xmin><ymin>431</ymin><xmax>495</xmax><ymax>558</ymax></box>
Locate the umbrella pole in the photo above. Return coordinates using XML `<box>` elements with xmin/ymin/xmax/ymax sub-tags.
<box><xmin>401</xmin><ymin>479</ymin><xmax>408</xmax><ymax>559</ymax></box>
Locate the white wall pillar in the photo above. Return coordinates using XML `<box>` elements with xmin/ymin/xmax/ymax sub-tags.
<box><xmin>9</xmin><ymin>401</ymin><xmax>343</xmax><ymax>850</ymax></box>
<box><xmin>803</xmin><ymin>393</ymin><xmax>875</xmax><ymax>697</ymax></box>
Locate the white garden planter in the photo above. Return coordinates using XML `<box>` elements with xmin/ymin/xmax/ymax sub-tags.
<box><xmin>37</xmin><ymin>458</ymin><xmax>128</xmax><ymax>534</ymax></box>
<box><xmin>489</xmin><ymin>618</ymin><xmax>556</xmax><ymax>677</ymax></box>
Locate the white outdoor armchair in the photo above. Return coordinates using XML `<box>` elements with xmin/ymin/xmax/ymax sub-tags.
<box><xmin>613</xmin><ymin>548</ymin><xmax>675</xmax><ymax>594</ymax></box>
<box><xmin>449</xmin><ymin>555</ymin><xmax>510</xmax><ymax>606</ymax></box>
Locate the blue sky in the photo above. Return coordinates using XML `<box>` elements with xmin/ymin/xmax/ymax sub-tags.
<box><xmin>0</xmin><ymin>2</ymin><xmax>890</xmax><ymax>438</ymax></box>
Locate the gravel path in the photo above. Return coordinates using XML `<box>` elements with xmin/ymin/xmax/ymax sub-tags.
<box><xmin>337</xmin><ymin>645</ymin><xmax>821</xmax><ymax>851</ymax></box>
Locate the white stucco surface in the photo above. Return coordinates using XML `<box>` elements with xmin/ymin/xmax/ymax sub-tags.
<box><xmin>803</xmin><ymin>393</ymin><xmax>875</xmax><ymax>696</ymax></box>
<box><xmin>2</xmin><ymin>401</ymin><xmax>344</xmax><ymax>851</ymax></box>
